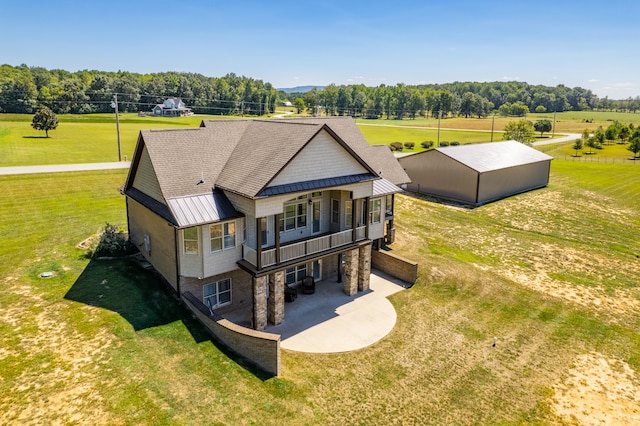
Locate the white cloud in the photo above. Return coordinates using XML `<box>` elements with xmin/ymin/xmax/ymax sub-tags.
<box><xmin>501</xmin><ymin>76</ymin><xmax>520</xmax><ymax>81</ymax></box>
<box><xmin>588</xmin><ymin>79</ymin><xmax>600</xmax><ymax>83</ymax></box>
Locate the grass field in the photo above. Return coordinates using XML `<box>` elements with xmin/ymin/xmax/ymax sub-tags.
<box><xmin>1</xmin><ymin>157</ymin><xmax>639</xmax><ymax>424</ymax></box>
<box><xmin>356</xmin><ymin>110</ymin><xmax>640</xmax><ymax>134</ymax></box>
<box><xmin>3</xmin><ymin>111</ymin><xmax>639</xmax><ymax>166</ymax></box>
<box><xmin>0</xmin><ymin>113</ymin><xmax>262</xmax><ymax>167</ymax></box>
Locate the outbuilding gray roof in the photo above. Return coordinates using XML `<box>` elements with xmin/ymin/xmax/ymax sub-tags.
<box><xmin>433</xmin><ymin>140</ymin><xmax>553</xmax><ymax>173</ymax></box>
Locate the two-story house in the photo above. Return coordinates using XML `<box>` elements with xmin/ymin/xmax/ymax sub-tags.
<box><xmin>151</xmin><ymin>97</ymin><xmax>193</xmax><ymax>116</ymax></box>
<box><xmin>123</xmin><ymin>117</ymin><xmax>409</xmax><ymax>331</ymax></box>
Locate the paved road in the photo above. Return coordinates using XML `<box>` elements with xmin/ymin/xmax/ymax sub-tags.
<box><xmin>0</xmin><ymin>130</ymin><xmax>579</xmax><ymax>175</ymax></box>
<box><xmin>0</xmin><ymin>162</ymin><xmax>131</xmax><ymax>176</ymax></box>
<box><xmin>532</xmin><ymin>133</ymin><xmax>580</xmax><ymax>146</ymax></box>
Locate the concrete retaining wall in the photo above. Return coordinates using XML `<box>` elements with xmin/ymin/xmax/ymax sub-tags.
<box><xmin>371</xmin><ymin>250</ymin><xmax>418</xmax><ymax>285</ymax></box>
<box><xmin>182</xmin><ymin>291</ymin><xmax>280</xmax><ymax>377</ymax></box>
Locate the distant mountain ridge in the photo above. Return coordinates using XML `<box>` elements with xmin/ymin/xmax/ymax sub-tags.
<box><xmin>277</xmin><ymin>85</ymin><xmax>325</xmax><ymax>93</ymax></box>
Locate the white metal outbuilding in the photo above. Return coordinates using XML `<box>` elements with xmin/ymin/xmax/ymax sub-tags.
<box><xmin>398</xmin><ymin>140</ymin><xmax>553</xmax><ymax>206</ymax></box>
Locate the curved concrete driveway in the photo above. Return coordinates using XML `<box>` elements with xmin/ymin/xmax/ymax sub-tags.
<box><xmin>268</xmin><ymin>270</ymin><xmax>407</xmax><ymax>353</ymax></box>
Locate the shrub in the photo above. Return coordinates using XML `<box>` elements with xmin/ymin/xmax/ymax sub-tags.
<box><xmin>421</xmin><ymin>140</ymin><xmax>434</xmax><ymax>149</ymax></box>
<box><xmin>440</xmin><ymin>141</ymin><xmax>450</xmax><ymax>147</ymax></box>
<box><xmin>450</xmin><ymin>141</ymin><xmax>460</xmax><ymax>146</ymax></box>
<box><xmin>403</xmin><ymin>142</ymin><xmax>415</xmax><ymax>150</ymax></box>
<box><xmin>389</xmin><ymin>142</ymin><xmax>403</xmax><ymax>151</ymax></box>
<box><xmin>87</xmin><ymin>223</ymin><xmax>133</xmax><ymax>258</ymax></box>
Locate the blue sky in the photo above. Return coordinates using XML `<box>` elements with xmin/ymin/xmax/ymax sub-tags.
<box><xmin>1</xmin><ymin>0</ymin><xmax>639</xmax><ymax>99</ymax></box>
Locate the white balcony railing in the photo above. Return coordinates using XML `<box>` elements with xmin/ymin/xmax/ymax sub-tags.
<box><xmin>243</xmin><ymin>227</ymin><xmax>368</xmax><ymax>268</ymax></box>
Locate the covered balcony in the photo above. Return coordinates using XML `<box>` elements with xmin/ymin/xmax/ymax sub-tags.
<box><xmin>242</xmin><ymin>226</ymin><xmax>367</xmax><ymax>270</ymax></box>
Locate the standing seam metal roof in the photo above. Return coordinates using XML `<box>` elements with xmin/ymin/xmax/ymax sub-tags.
<box><xmin>434</xmin><ymin>140</ymin><xmax>553</xmax><ymax>173</ymax></box>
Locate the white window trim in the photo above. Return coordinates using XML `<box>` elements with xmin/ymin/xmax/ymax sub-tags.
<box><xmin>285</xmin><ymin>264</ymin><xmax>307</xmax><ymax>285</ymax></box>
<box><xmin>331</xmin><ymin>198</ymin><xmax>340</xmax><ymax>225</ymax></box>
<box><xmin>345</xmin><ymin>200</ymin><xmax>353</xmax><ymax>228</ymax></box>
<box><xmin>210</xmin><ymin>220</ymin><xmax>237</xmax><ymax>253</ymax></box>
<box><xmin>280</xmin><ymin>199</ymin><xmax>307</xmax><ymax>232</ymax></box>
<box><xmin>369</xmin><ymin>198</ymin><xmax>382</xmax><ymax>224</ymax></box>
<box><xmin>183</xmin><ymin>227</ymin><xmax>199</xmax><ymax>255</ymax></box>
<box><xmin>203</xmin><ymin>278</ymin><xmax>232</xmax><ymax>309</ymax></box>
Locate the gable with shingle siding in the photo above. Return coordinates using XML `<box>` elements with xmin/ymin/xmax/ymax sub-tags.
<box><xmin>267</xmin><ymin>129</ymin><xmax>371</xmax><ymax>188</ymax></box>
<box><xmin>132</xmin><ymin>145</ymin><xmax>165</xmax><ymax>204</ymax></box>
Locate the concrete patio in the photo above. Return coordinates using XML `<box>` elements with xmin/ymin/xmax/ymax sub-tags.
<box><xmin>267</xmin><ymin>270</ymin><xmax>408</xmax><ymax>353</ymax></box>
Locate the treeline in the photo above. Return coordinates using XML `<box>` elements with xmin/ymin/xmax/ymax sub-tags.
<box><xmin>2</xmin><ymin>64</ymin><xmax>640</xmax><ymax>118</ymax></box>
<box><xmin>0</xmin><ymin>64</ymin><xmax>278</xmax><ymax>115</ymax></box>
<box><xmin>284</xmin><ymin>81</ymin><xmax>640</xmax><ymax>119</ymax></box>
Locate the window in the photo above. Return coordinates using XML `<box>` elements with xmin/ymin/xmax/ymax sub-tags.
<box><xmin>183</xmin><ymin>227</ymin><xmax>199</xmax><ymax>254</ymax></box>
<box><xmin>385</xmin><ymin>194</ymin><xmax>393</xmax><ymax>217</ymax></box>
<box><xmin>260</xmin><ymin>217</ymin><xmax>268</xmax><ymax>247</ymax></box>
<box><xmin>345</xmin><ymin>200</ymin><xmax>353</xmax><ymax>228</ymax></box>
<box><xmin>280</xmin><ymin>200</ymin><xmax>307</xmax><ymax>232</ymax></box>
<box><xmin>331</xmin><ymin>199</ymin><xmax>339</xmax><ymax>224</ymax></box>
<box><xmin>285</xmin><ymin>264</ymin><xmax>307</xmax><ymax>285</ymax></box>
<box><xmin>203</xmin><ymin>278</ymin><xmax>232</xmax><ymax>309</ymax></box>
<box><xmin>311</xmin><ymin>191</ymin><xmax>323</xmax><ymax>197</ymax></box>
<box><xmin>210</xmin><ymin>221</ymin><xmax>236</xmax><ymax>252</ymax></box>
<box><xmin>369</xmin><ymin>199</ymin><xmax>381</xmax><ymax>224</ymax></box>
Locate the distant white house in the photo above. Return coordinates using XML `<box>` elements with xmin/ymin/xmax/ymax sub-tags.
<box><xmin>281</xmin><ymin>101</ymin><xmax>293</xmax><ymax>107</ymax></box>
<box><xmin>152</xmin><ymin>97</ymin><xmax>193</xmax><ymax>117</ymax></box>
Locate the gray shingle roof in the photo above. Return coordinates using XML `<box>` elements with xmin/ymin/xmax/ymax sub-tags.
<box><xmin>125</xmin><ymin>117</ymin><xmax>410</xmax><ymax>224</ymax></box>
<box><xmin>271</xmin><ymin>117</ymin><xmax>410</xmax><ymax>185</ymax></box>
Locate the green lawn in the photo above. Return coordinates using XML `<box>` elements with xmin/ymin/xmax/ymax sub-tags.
<box><xmin>1</xmin><ymin>158</ymin><xmax>638</xmax><ymax>424</ymax></box>
<box><xmin>357</xmin><ymin>122</ymin><xmax>503</xmax><ymax>151</ymax></box>
<box><xmin>0</xmin><ymin>113</ymin><xmax>245</xmax><ymax>166</ymax></box>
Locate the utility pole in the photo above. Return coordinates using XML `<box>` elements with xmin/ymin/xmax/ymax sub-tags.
<box><xmin>437</xmin><ymin>111</ymin><xmax>441</xmax><ymax>147</ymax></box>
<box><xmin>490</xmin><ymin>113</ymin><xmax>495</xmax><ymax>142</ymax></box>
<box><xmin>111</xmin><ymin>94</ymin><xmax>122</xmax><ymax>161</ymax></box>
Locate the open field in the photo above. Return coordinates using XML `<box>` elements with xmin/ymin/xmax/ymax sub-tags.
<box><xmin>2</xmin><ymin>111</ymin><xmax>639</xmax><ymax>166</ymax></box>
<box><xmin>356</xmin><ymin>110</ymin><xmax>640</xmax><ymax>133</ymax></box>
<box><xmin>1</xmin><ymin>158</ymin><xmax>639</xmax><ymax>424</ymax></box>
<box><xmin>0</xmin><ymin>113</ymin><xmax>267</xmax><ymax>167</ymax></box>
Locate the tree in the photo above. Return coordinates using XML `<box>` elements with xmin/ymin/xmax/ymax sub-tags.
<box><xmin>619</xmin><ymin>126</ymin><xmax>630</xmax><ymax>144</ymax></box>
<box><xmin>628</xmin><ymin>128</ymin><xmax>640</xmax><ymax>158</ymax></box>
<box><xmin>504</xmin><ymin>120</ymin><xmax>535</xmax><ymax>143</ymax></box>
<box><xmin>292</xmin><ymin>97</ymin><xmax>305</xmax><ymax>114</ymax></box>
<box><xmin>594</xmin><ymin>125</ymin><xmax>606</xmax><ymax>147</ymax></box>
<box><xmin>628</xmin><ymin>135</ymin><xmax>640</xmax><ymax>158</ymax></box>
<box><xmin>533</xmin><ymin>119</ymin><xmax>552</xmax><ymax>136</ymax></box>
<box><xmin>572</xmin><ymin>138</ymin><xmax>583</xmax><ymax>156</ymax></box>
<box><xmin>31</xmin><ymin>105</ymin><xmax>58</xmax><ymax>137</ymax></box>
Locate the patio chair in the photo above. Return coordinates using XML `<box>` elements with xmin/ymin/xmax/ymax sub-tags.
<box><xmin>284</xmin><ymin>282</ymin><xmax>297</xmax><ymax>302</ymax></box>
<box><xmin>301</xmin><ymin>276</ymin><xmax>315</xmax><ymax>294</ymax></box>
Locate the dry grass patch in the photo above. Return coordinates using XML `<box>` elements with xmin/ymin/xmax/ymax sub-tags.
<box><xmin>552</xmin><ymin>352</ymin><xmax>640</xmax><ymax>425</ymax></box>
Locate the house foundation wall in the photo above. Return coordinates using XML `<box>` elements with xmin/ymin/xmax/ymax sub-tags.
<box><xmin>182</xmin><ymin>292</ymin><xmax>280</xmax><ymax>377</ymax></box>
<box><xmin>371</xmin><ymin>249</ymin><xmax>418</xmax><ymax>285</ymax></box>
<box><xmin>180</xmin><ymin>269</ymin><xmax>253</xmax><ymax>322</ymax></box>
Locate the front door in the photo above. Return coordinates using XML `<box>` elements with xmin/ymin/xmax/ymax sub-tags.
<box><xmin>312</xmin><ymin>260</ymin><xmax>321</xmax><ymax>281</ymax></box>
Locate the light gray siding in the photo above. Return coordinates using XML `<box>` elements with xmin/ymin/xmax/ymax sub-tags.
<box><xmin>399</xmin><ymin>144</ymin><xmax>552</xmax><ymax>205</ymax></box>
<box><xmin>132</xmin><ymin>146</ymin><xmax>165</xmax><ymax>204</ymax></box>
<box><xmin>401</xmin><ymin>150</ymin><xmax>478</xmax><ymax>204</ymax></box>
<box><xmin>127</xmin><ymin>198</ymin><xmax>177</xmax><ymax>289</ymax></box>
<box><xmin>268</xmin><ymin>130</ymin><xmax>369</xmax><ymax>187</ymax></box>
<box><xmin>477</xmin><ymin>161</ymin><xmax>550</xmax><ymax>204</ymax></box>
